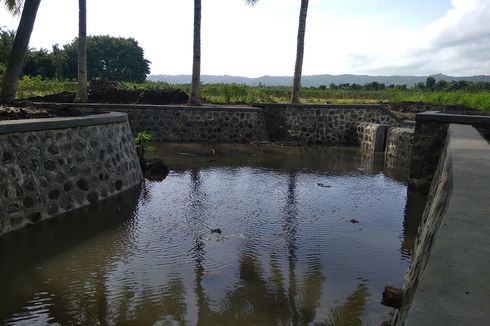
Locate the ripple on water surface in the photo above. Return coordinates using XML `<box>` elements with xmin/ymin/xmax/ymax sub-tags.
<box><xmin>0</xmin><ymin>144</ymin><xmax>419</xmax><ymax>325</ymax></box>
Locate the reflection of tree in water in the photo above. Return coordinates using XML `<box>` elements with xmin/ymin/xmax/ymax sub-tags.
<box><xmin>285</xmin><ymin>173</ymin><xmax>300</xmax><ymax>325</ymax></box>
<box><xmin>192</xmin><ymin>172</ymin><xmax>326</xmax><ymax>325</ymax></box>
<box><xmin>318</xmin><ymin>283</ymin><xmax>371</xmax><ymax>326</ymax></box>
<box><xmin>186</xmin><ymin>168</ymin><xmax>207</xmax><ymax>231</ymax></box>
<box><xmin>110</xmin><ymin>278</ymin><xmax>187</xmax><ymax>324</ymax></box>
<box><xmin>298</xmin><ymin>257</ymin><xmax>324</xmax><ymax>324</ymax></box>
<box><xmin>0</xmin><ymin>189</ymin><xmax>189</xmax><ymax>325</ymax></box>
<box><xmin>193</xmin><ymin>251</ymin><xmax>326</xmax><ymax>325</ymax></box>
<box><xmin>284</xmin><ymin>173</ymin><xmax>325</xmax><ymax>325</ymax></box>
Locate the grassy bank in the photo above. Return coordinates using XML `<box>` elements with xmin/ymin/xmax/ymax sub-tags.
<box><xmin>11</xmin><ymin>76</ymin><xmax>490</xmax><ymax>111</ymax></box>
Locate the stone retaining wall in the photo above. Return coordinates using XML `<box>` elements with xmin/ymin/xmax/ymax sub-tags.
<box><xmin>258</xmin><ymin>104</ymin><xmax>400</xmax><ymax>144</ymax></box>
<box><xmin>0</xmin><ymin>113</ymin><xmax>142</xmax><ymax>235</ymax></box>
<box><xmin>355</xmin><ymin>122</ymin><xmax>414</xmax><ymax>168</ymax></box>
<box><xmin>385</xmin><ymin>127</ymin><xmax>414</xmax><ymax>168</ymax></box>
<box><xmin>357</xmin><ymin>122</ymin><xmax>387</xmax><ymax>154</ymax></box>
<box><xmin>409</xmin><ymin>121</ymin><xmax>448</xmax><ymax>192</ymax></box>
<box><xmin>73</xmin><ymin>104</ymin><xmax>269</xmax><ymax>143</ymax></box>
<box><xmin>52</xmin><ymin>103</ymin><xmax>401</xmax><ymax>145</ymax></box>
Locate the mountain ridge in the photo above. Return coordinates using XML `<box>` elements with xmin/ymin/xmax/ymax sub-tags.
<box><xmin>147</xmin><ymin>73</ymin><xmax>490</xmax><ymax>87</ymax></box>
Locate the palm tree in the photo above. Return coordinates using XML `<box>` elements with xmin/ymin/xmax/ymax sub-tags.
<box><xmin>187</xmin><ymin>0</ymin><xmax>201</xmax><ymax>105</ymax></box>
<box><xmin>75</xmin><ymin>0</ymin><xmax>88</xmax><ymax>102</ymax></box>
<box><xmin>291</xmin><ymin>0</ymin><xmax>309</xmax><ymax>104</ymax></box>
<box><xmin>187</xmin><ymin>0</ymin><xmax>258</xmax><ymax>106</ymax></box>
<box><xmin>0</xmin><ymin>0</ymin><xmax>42</xmax><ymax>103</ymax></box>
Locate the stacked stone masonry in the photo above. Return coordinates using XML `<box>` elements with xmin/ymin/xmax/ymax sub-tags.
<box><xmin>409</xmin><ymin>121</ymin><xmax>449</xmax><ymax>186</ymax></box>
<box><xmin>357</xmin><ymin>122</ymin><xmax>386</xmax><ymax>153</ymax></box>
<box><xmin>0</xmin><ymin>117</ymin><xmax>142</xmax><ymax>235</ymax></box>
<box><xmin>385</xmin><ymin>127</ymin><xmax>414</xmax><ymax>168</ymax></box>
<box><xmin>73</xmin><ymin>104</ymin><xmax>401</xmax><ymax>144</ymax></box>
<box><xmin>356</xmin><ymin>122</ymin><xmax>414</xmax><ymax>166</ymax></box>
<box><xmin>106</xmin><ymin>106</ymin><xmax>269</xmax><ymax>143</ymax></box>
<box><xmin>261</xmin><ymin>106</ymin><xmax>400</xmax><ymax>144</ymax></box>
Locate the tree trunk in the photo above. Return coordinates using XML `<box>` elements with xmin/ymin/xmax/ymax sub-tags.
<box><xmin>290</xmin><ymin>0</ymin><xmax>309</xmax><ymax>104</ymax></box>
<box><xmin>0</xmin><ymin>0</ymin><xmax>41</xmax><ymax>103</ymax></box>
<box><xmin>75</xmin><ymin>0</ymin><xmax>88</xmax><ymax>102</ymax></box>
<box><xmin>187</xmin><ymin>0</ymin><xmax>201</xmax><ymax>106</ymax></box>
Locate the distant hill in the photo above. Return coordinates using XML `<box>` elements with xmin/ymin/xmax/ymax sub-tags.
<box><xmin>147</xmin><ymin>73</ymin><xmax>490</xmax><ymax>87</ymax></box>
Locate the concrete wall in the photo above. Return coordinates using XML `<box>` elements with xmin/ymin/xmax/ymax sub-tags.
<box><xmin>409</xmin><ymin>121</ymin><xmax>448</xmax><ymax>192</ymax></box>
<box><xmin>0</xmin><ymin>113</ymin><xmax>142</xmax><ymax>235</ymax></box>
<box><xmin>396</xmin><ymin>124</ymin><xmax>490</xmax><ymax>325</ymax></box>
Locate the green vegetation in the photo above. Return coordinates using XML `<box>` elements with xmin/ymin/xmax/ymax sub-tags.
<box><xmin>64</xmin><ymin>36</ymin><xmax>150</xmax><ymax>83</ymax></box>
<box><xmin>2</xmin><ymin>25</ymin><xmax>488</xmax><ymax>111</ymax></box>
<box><xmin>0</xmin><ymin>0</ymin><xmax>41</xmax><ymax>103</ymax></box>
<box><xmin>15</xmin><ymin>75</ymin><xmax>77</xmax><ymax>98</ymax></box>
<box><xmin>8</xmin><ymin>77</ymin><xmax>490</xmax><ymax>111</ymax></box>
<box><xmin>133</xmin><ymin>131</ymin><xmax>155</xmax><ymax>154</ymax></box>
<box><xmin>0</xmin><ymin>28</ymin><xmax>150</xmax><ymax>83</ymax></box>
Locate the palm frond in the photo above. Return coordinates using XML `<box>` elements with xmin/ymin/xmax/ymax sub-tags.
<box><xmin>245</xmin><ymin>0</ymin><xmax>258</xmax><ymax>6</ymax></box>
<box><xmin>3</xmin><ymin>0</ymin><xmax>23</xmax><ymax>15</ymax></box>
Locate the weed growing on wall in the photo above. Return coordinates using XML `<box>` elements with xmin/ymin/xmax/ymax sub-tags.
<box><xmin>133</xmin><ymin>131</ymin><xmax>155</xmax><ymax>154</ymax></box>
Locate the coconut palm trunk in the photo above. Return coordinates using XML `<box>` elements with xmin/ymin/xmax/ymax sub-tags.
<box><xmin>0</xmin><ymin>0</ymin><xmax>41</xmax><ymax>103</ymax></box>
<box><xmin>187</xmin><ymin>0</ymin><xmax>201</xmax><ymax>106</ymax></box>
<box><xmin>75</xmin><ymin>0</ymin><xmax>88</xmax><ymax>102</ymax></box>
<box><xmin>291</xmin><ymin>0</ymin><xmax>309</xmax><ymax>104</ymax></box>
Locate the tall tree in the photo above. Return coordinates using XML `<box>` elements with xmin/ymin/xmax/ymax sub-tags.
<box><xmin>75</xmin><ymin>0</ymin><xmax>88</xmax><ymax>102</ymax></box>
<box><xmin>187</xmin><ymin>0</ymin><xmax>201</xmax><ymax>106</ymax></box>
<box><xmin>63</xmin><ymin>36</ymin><xmax>150</xmax><ymax>82</ymax></box>
<box><xmin>291</xmin><ymin>0</ymin><xmax>309</xmax><ymax>104</ymax></box>
<box><xmin>0</xmin><ymin>0</ymin><xmax>41</xmax><ymax>103</ymax></box>
<box><xmin>187</xmin><ymin>0</ymin><xmax>258</xmax><ymax>106</ymax></box>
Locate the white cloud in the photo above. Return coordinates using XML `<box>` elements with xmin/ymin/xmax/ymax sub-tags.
<box><xmin>1</xmin><ymin>0</ymin><xmax>489</xmax><ymax>76</ymax></box>
<box><xmin>348</xmin><ymin>0</ymin><xmax>490</xmax><ymax>75</ymax></box>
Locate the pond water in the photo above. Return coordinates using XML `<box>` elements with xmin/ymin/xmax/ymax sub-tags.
<box><xmin>0</xmin><ymin>144</ymin><xmax>423</xmax><ymax>325</ymax></box>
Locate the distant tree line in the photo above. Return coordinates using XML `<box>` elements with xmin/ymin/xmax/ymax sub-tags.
<box><xmin>320</xmin><ymin>77</ymin><xmax>490</xmax><ymax>92</ymax></box>
<box><xmin>0</xmin><ymin>28</ymin><xmax>150</xmax><ymax>83</ymax></box>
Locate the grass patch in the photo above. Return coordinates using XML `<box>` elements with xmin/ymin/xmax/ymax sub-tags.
<box><xmin>7</xmin><ymin>78</ymin><xmax>490</xmax><ymax>112</ymax></box>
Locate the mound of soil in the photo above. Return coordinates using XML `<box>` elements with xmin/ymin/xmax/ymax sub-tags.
<box><xmin>28</xmin><ymin>79</ymin><xmax>189</xmax><ymax>105</ymax></box>
<box><xmin>384</xmin><ymin>101</ymin><xmax>487</xmax><ymax>121</ymax></box>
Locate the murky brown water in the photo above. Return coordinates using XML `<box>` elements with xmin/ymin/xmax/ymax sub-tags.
<box><xmin>0</xmin><ymin>144</ymin><xmax>422</xmax><ymax>325</ymax></box>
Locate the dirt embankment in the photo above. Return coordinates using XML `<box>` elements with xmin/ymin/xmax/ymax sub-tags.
<box><xmin>384</xmin><ymin>102</ymin><xmax>486</xmax><ymax>121</ymax></box>
<box><xmin>27</xmin><ymin>79</ymin><xmax>189</xmax><ymax>105</ymax></box>
<box><xmin>0</xmin><ymin>103</ymin><xmax>87</xmax><ymax>121</ymax></box>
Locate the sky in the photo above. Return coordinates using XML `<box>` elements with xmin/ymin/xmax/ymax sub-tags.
<box><xmin>0</xmin><ymin>0</ymin><xmax>489</xmax><ymax>77</ymax></box>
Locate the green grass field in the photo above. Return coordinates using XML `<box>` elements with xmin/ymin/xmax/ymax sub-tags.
<box><xmin>12</xmin><ymin>76</ymin><xmax>490</xmax><ymax>111</ymax></box>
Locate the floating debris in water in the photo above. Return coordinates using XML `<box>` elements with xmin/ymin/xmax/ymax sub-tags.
<box><xmin>350</xmin><ymin>219</ymin><xmax>360</xmax><ymax>224</ymax></box>
<box><xmin>317</xmin><ymin>183</ymin><xmax>331</xmax><ymax>188</ymax></box>
<box><xmin>177</xmin><ymin>152</ymin><xmax>198</xmax><ymax>157</ymax></box>
<box><xmin>211</xmin><ymin>228</ymin><xmax>222</xmax><ymax>234</ymax></box>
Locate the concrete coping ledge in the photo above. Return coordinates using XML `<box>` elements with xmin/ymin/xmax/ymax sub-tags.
<box><xmin>253</xmin><ymin>103</ymin><xmax>385</xmax><ymax>109</ymax></box>
<box><xmin>416</xmin><ymin>111</ymin><xmax>490</xmax><ymax>125</ymax></box>
<box><xmin>30</xmin><ymin>102</ymin><xmax>264</xmax><ymax>112</ymax></box>
<box><xmin>0</xmin><ymin>112</ymin><xmax>128</xmax><ymax>134</ymax></box>
<box><xmin>405</xmin><ymin>124</ymin><xmax>490</xmax><ymax>325</ymax></box>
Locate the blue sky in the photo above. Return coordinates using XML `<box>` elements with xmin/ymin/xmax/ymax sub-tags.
<box><xmin>1</xmin><ymin>0</ymin><xmax>489</xmax><ymax>77</ymax></box>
